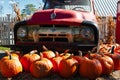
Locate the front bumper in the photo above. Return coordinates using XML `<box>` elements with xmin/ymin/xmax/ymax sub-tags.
<box><xmin>8</xmin><ymin>42</ymin><xmax>97</xmax><ymax>55</ymax></box>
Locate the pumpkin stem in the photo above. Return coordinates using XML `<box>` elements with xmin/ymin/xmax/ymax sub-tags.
<box><xmin>110</xmin><ymin>46</ymin><xmax>115</xmax><ymax>54</ymax></box>
<box><xmin>30</xmin><ymin>50</ymin><xmax>38</xmax><ymax>55</ymax></box>
<box><xmin>88</xmin><ymin>51</ymin><xmax>92</xmax><ymax>59</ymax></box>
<box><xmin>64</xmin><ymin>49</ymin><xmax>70</xmax><ymax>53</ymax></box>
<box><xmin>62</xmin><ymin>49</ymin><xmax>70</xmax><ymax>55</ymax></box>
<box><xmin>5</xmin><ymin>50</ymin><xmax>12</xmax><ymax>60</ymax></box>
<box><xmin>5</xmin><ymin>50</ymin><xmax>10</xmax><ymax>55</ymax></box>
<box><xmin>42</xmin><ymin>45</ymin><xmax>48</xmax><ymax>51</ymax></box>
<box><xmin>55</xmin><ymin>51</ymin><xmax>59</xmax><ymax>57</ymax></box>
<box><xmin>9</xmin><ymin>55</ymin><xmax>12</xmax><ymax>60</ymax></box>
<box><xmin>78</xmin><ymin>50</ymin><xmax>82</xmax><ymax>57</ymax></box>
<box><xmin>71</xmin><ymin>53</ymin><xmax>74</xmax><ymax>57</ymax></box>
<box><xmin>91</xmin><ymin>47</ymin><xmax>97</xmax><ymax>53</ymax></box>
<box><xmin>39</xmin><ymin>52</ymin><xmax>43</xmax><ymax>59</ymax></box>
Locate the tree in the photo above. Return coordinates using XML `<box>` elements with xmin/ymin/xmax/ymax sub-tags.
<box><xmin>21</xmin><ymin>4</ymin><xmax>37</xmax><ymax>15</ymax></box>
<box><xmin>21</xmin><ymin>9</ymin><xmax>26</xmax><ymax>19</ymax></box>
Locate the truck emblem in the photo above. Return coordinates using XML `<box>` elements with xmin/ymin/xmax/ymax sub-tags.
<box><xmin>51</xmin><ymin>12</ymin><xmax>56</xmax><ymax>19</ymax></box>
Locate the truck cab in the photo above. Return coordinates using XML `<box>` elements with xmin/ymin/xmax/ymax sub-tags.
<box><xmin>13</xmin><ymin>0</ymin><xmax>99</xmax><ymax>54</ymax></box>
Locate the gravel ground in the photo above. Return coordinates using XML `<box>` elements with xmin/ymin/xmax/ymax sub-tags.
<box><xmin>0</xmin><ymin>70</ymin><xmax>120</xmax><ymax>80</ymax></box>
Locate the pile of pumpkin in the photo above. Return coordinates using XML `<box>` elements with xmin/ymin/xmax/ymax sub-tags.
<box><xmin>0</xmin><ymin>44</ymin><xmax>120</xmax><ymax>80</ymax></box>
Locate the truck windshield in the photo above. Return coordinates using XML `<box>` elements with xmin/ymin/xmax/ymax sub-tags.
<box><xmin>43</xmin><ymin>0</ymin><xmax>91</xmax><ymax>12</ymax></box>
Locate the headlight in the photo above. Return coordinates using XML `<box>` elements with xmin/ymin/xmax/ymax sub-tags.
<box><xmin>80</xmin><ymin>26</ymin><xmax>94</xmax><ymax>41</ymax></box>
<box><xmin>17</xmin><ymin>27</ymin><xmax>27</xmax><ymax>38</ymax></box>
<box><xmin>73</xmin><ymin>25</ymin><xmax>94</xmax><ymax>44</ymax></box>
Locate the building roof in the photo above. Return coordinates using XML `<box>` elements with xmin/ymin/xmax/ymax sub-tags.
<box><xmin>94</xmin><ymin>0</ymin><xmax>119</xmax><ymax>17</ymax></box>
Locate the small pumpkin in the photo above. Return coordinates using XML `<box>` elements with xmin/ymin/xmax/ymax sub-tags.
<box><xmin>42</xmin><ymin>45</ymin><xmax>55</xmax><ymax>59</ymax></box>
<box><xmin>59</xmin><ymin>49</ymin><xmax>71</xmax><ymax>59</ymax></box>
<box><xmin>0</xmin><ymin>50</ymin><xmax>23</xmax><ymax>77</ymax></box>
<box><xmin>30</xmin><ymin>53</ymin><xmax>53</xmax><ymax>78</ymax></box>
<box><xmin>58</xmin><ymin>54</ymin><xmax>79</xmax><ymax>78</ymax></box>
<box><xmin>20</xmin><ymin>50</ymin><xmax>40</xmax><ymax>72</ymax></box>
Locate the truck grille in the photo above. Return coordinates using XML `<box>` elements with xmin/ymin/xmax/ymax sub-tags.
<box><xmin>39</xmin><ymin>34</ymin><xmax>68</xmax><ymax>42</ymax></box>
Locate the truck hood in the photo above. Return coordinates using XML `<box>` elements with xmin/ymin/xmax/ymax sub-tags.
<box><xmin>27</xmin><ymin>9</ymin><xmax>97</xmax><ymax>25</ymax></box>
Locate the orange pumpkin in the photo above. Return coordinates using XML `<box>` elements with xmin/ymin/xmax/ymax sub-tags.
<box><xmin>106</xmin><ymin>53</ymin><xmax>120</xmax><ymax>70</ymax></box>
<box><xmin>85</xmin><ymin>51</ymin><xmax>114</xmax><ymax>75</ymax></box>
<box><xmin>50</xmin><ymin>51</ymin><xmax>63</xmax><ymax>73</ymax></box>
<box><xmin>105</xmin><ymin>46</ymin><xmax>120</xmax><ymax>70</ymax></box>
<box><xmin>20</xmin><ymin>50</ymin><xmax>40</xmax><ymax>72</ymax></box>
<box><xmin>73</xmin><ymin>51</ymin><xmax>84</xmax><ymax>64</ymax></box>
<box><xmin>42</xmin><ymin>45</ymin><xmax>55</xmax><ymax>59</ymax></box>
<box><xmin>58</xmin><ymin>54</ymin><xmax>79</xmax><ymax>78</ymax></box>
<box><xmin>11</xmin><ymin>51</ymin><xmax>22</xmax><ymax>59</ymax></box>
<box><xmin>79</xmin><ymin>56</ymin><xmax>102</xmax><ymax>79</ymax></box>
<box><xmin>95</xmin><ymin>54</ymin><xmax>114</xmax><ymax>75</ymax></box>
<box><xmin>0</xmin><ymin>51</ymin><xmax>22</xmax><ymax>77</ymax></box>
<box><xmin>59</xmin><ymin>49</ymin><xmax>71</xmax><ymax>59</ymax></box>
<box><xmin>30</xmin><ymin>53</ymin><xmax>53</xmax><ymax>78</ymax></box>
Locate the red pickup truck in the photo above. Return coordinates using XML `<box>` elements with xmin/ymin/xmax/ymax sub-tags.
<box><xmin>13</xmin><ymin>0</ymin><xmax>99</xmax><ymax>55</ymax></box>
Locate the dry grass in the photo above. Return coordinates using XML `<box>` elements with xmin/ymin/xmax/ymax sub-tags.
<box><xmin>95</xmin><ymin>14</ymin><xmax>116</xmax><ymax>44</ymax></box>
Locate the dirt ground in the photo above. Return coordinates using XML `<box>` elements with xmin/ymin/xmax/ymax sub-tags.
<box><xmin>0</xmin><ymin>70</ymin><xmax>120</xmax><ymax>80</ymax></box>
<box><xmin>96</xmin><ymin>70</ymin><xmax>120</xmax><ymax>80</ymax></box>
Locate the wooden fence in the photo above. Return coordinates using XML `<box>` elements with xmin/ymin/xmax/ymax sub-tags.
<box><xmin>0</xmin><ymin>16</ymin><xmax>116</xmax><ymax>46</ymax></box>
<box><xmin>0</xmin><ymin>17</ymin><xmax>15</xmax><ymax>45</ymax></box>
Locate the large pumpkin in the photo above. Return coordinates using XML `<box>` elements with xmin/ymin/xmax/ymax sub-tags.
<box><xmin>30</xmin><ymin>53</ymin><xmax>53</xmax><ymax>78</ymax></box>
<box><xmin>58</xmin><ymin>54</ymin><xmax>79</xmax><ymax>78</ymax></box>
<box><xmin>79</xmin><ymin>56</ymin><xmax>102</xmax><ymax>79</ymax></box>
<box><xmin>20</xmin><ymin>50</ymin><xmax>40</xmax><ymax>72</ymax></box>
<box><xmin>95</xmin><ymin>54</ymin><xmax>114</xmax><ymax>75</ymax></box>
<box><xmin>0</xmin><ymin>51</ymin><xmax>22</xmax><ymax>77</ymax></box>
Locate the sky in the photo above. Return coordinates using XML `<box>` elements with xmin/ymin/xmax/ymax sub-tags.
<box><xmin>0</xmin><ymin>0</ymin><xmax>44</xmax><ymax>17</ymax></box>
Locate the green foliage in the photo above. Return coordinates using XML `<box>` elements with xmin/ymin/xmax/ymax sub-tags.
<box><xmin>0</xmin><ymin>46</ymin><xmax>10</xmax><ymax>51</ymax></box>
<box><xmin>21</xmin><ymin>4</ymin><xmax>37</xmax><ymax>15</ymax></box>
